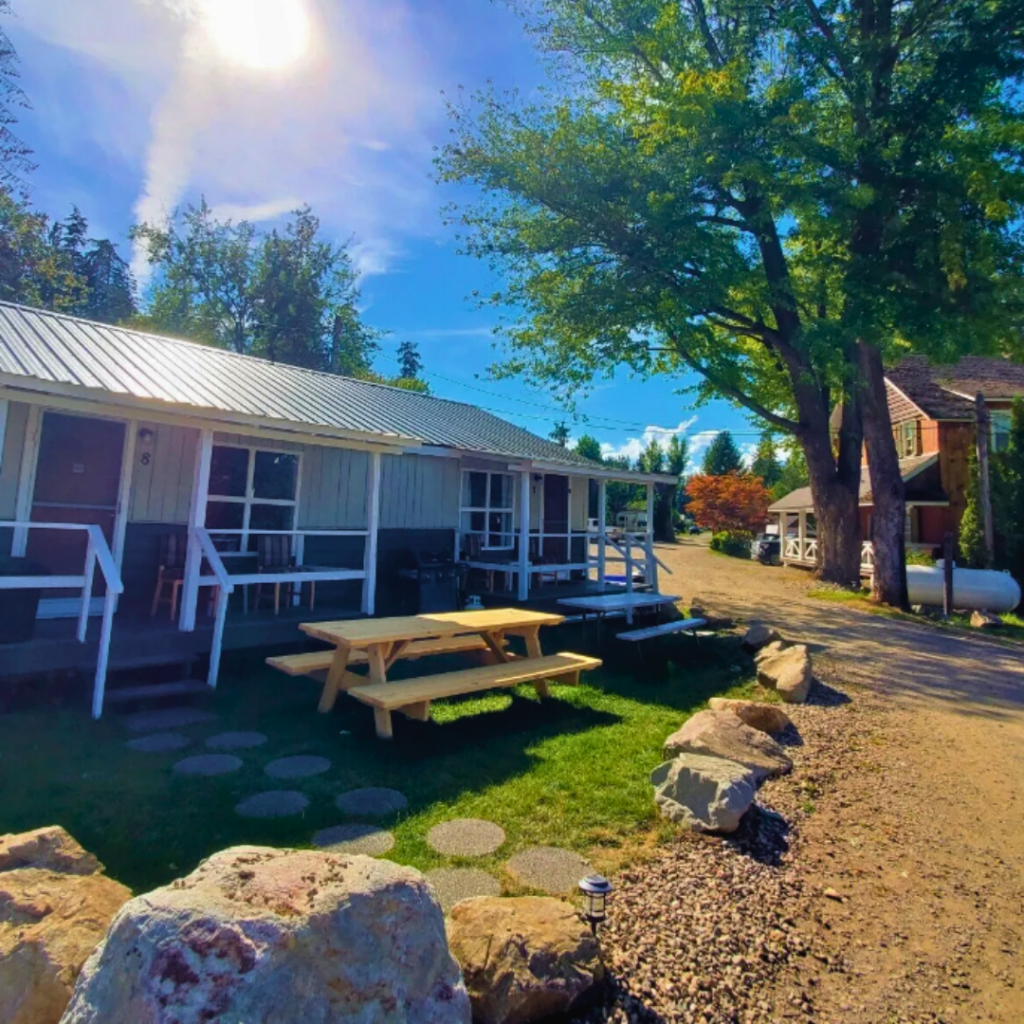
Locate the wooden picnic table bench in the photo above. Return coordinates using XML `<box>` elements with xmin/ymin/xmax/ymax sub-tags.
<box><xmin>617</xmin><ymin>617</ymin><xmax>707</xmax><ymax>642</ymax></box>
<box><xmin>267</xmin><ymin>608</ymin><xmax>598</xmax><ymax>738</ymax></box>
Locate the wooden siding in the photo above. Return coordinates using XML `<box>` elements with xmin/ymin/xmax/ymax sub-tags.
<box><xmin>0</xmin><ymin>400</ymin><xmax>28</xmax><ymax>519</ymax></box>
<box><xmin>380</xmin><ymin>454</ymin><xmax>459</xmax><ymax>530</ymax></box>
<box><xmin>129</xmin><ymin>422</ymin><xmax>198</xmax><ymax>524</ymax></box>
<box><xmin>938</xmin><ymin>421</ymin><xmax>974</xmax><ymax>533</ymax></box>
<box><xmin>299</xmin><ymin>446</ymin><xmax>369</xmax><ymax>530</ymax></box>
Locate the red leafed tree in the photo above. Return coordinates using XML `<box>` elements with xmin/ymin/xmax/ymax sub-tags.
<box><xmin>685</xmin><ymin>473</ymin><xmax>770</xmax><ymax>534</ymax></box>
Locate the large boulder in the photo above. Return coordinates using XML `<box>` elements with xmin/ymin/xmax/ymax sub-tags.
<box><xmin>708</xmin><ymin>698</ymin><xmax>792</xmax><ymax>735</ymax></box>
<box><xmin>60</xmin><ymin>847</ymin><xmax>470</xmax><ymax>1024</ymax></box>
<box><xmin>741</xmin><ymin>623</ymin><xmax>782</xmax><ymax>651</ymax></box>
<box><xmin>0</xmin><ymin>827</ymin><xmax>130</xmax><ymax>1024</ymax></box>
<box><xmin>757</xmin><ymin>644</ymin><xmax>813</xmax><ymax>704</ymax></box>
<box><xmin>754</xmin><ymin>639</ymin><xmax>787</xmax><ymax>664</ymax></box>
<box><xmin>663</xmin><ymin>709</ymin><xmax>792</xmax><ymax>781</ymax></box>
<box><xmin>447</xmin><ymin>896</ymin><xmax>602</xmax><ymax>1024</ymax></box>
<box><xmin>650</xmin><ymin>755</ymin><xmax>757</xmax><ymax>832</ymax></box>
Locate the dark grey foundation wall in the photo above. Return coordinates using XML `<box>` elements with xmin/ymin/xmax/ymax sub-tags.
<box><xmin>119</xmin><ymin>523</ymin><xmax>455</xmax><ymax>617</ymax></box>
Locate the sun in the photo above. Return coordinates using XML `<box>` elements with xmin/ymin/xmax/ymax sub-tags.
<box><xmin>201</xmin><ymin>0</ymin><xmax>311</xmax><ymax>72</ymax></box>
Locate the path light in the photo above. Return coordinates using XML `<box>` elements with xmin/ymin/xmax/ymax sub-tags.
<box><xmin>579</xmin><ymin>874</ymin><xmax>613</xmax><ymax>934</ymax></box>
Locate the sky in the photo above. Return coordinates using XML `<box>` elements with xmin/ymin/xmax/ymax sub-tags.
<box><xmin>8</xmin><ymin>0</ymin><xmax>760</xmax><ymax>469</ymax></box>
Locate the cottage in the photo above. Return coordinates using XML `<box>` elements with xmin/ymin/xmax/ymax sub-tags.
<box><xmin>0</xmin><ymin>303</ymin><xmax>673</xmax><ymax>714</ymax></box>
<box><xmin>769</xmin><ymin>355</ymin><xmax>1024</xmax><ymax>572</ymax></box>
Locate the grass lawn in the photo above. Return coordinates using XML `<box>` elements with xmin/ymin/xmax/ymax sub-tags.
<box><xmin>0</xmin><ymin>625</ymin><xmax>762</xmax><ymax>894</ymax></box>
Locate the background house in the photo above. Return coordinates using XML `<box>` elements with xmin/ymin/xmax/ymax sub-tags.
<box><xmin>770</xmin><ymin>355</ymin><xmax>1024</xmax><ymax>571</ymax></box>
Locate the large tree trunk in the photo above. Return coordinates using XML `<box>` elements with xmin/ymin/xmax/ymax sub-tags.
<box><xmin>858</xmin><ymin>342</ymin><xmax>909</xmax><ymax>608</ymax></box>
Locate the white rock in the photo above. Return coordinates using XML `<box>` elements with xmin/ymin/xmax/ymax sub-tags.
<box><xmin>708</xmin><ymin>698</ymin><xmax>792</xmax><ymax>734</ymax></box>
<box><xmin>742</xmin><ymin>623</ymin><xmax>782</xmax><ymax>651</ymax></box>
<box><xmin>650</xmin><ymin>755</ymin><xmax>757</xmax><ymax>833</ymax></box>
<box><xmin>757</xmin><ymin>644</ymin><xmax>813</xmax><ymax>703</ymax></box>
<box><xmin>60</xmin><ymin>846</ymin><xmax>470</xmax><ymax>1024</ymax></box>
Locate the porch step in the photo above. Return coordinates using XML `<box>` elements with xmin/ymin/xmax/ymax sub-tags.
<box><xmin>103</xmin><ymin>680</ymin><xmax>210</xmax><ymax>703</ymax></box>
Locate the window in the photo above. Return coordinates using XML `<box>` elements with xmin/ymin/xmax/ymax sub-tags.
<box><xmin>461</xmin><ymin>470</ymin><xmax>514</xmax><ymax>550</ymax></box>
<box><xmin>991</xmin><ymin>411</ymin><xmax>1011</xmax><ymax>454</ymax></box>
<box><xmin>899</xmin><ymin>420</ymin><xmax>920</xmax><ymax>458</ymax></box>
<box><xmin>206</xmin><ymin>445</ymin><xmax>300</xmax><ymax>549</ymax></box>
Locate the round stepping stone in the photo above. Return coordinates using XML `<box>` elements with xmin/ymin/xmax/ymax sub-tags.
<box><xmin>312</xmin><ymin>824</ymin><xmax>395</xmax><ymax>856</ymax></box>
<box><xmin>426</xmin><ymin>868</ymin><xmax>501</xmax><ymax>913</ymax></box>
<box><xmin>123</xmin><ymin>707</ymin><xmax>216</xmax><ymax>733</ymax></box>
<box><xmin>205</xmin><ymin>731</ymin><xmax>268</xmax><ymax>751</ymax></box>
<box><xmin>427</xmin><ymin>819</ymin><xmax>506</xmax><ymax>857</ymax></box>
<box><xmin>172</xmin><ymin>753</ymin><xmax>243</xmax><ymax>777</ymax></box>
<box><xmin>264</xmin><ymin>755</ymin><xmax>331</xmax><ymax>779</ymax></box>
<box><xmin>506</xmin><ymin>846</ymin><xmax>594</xmax><ymax>895</ymax></box>
<box><xmin>235</xmin><ymin>790</ymin><xmax>309</xmax><ymax>819</ymax></box>
<box><xmin>125</xmin><ymin>732</ymin><xmax>192</xmax><ymax>754</ymax></box>
<box><xmin>335</xmin><ymin>787</ymin><xmax>408</xmax><ymax>819</ymax></box>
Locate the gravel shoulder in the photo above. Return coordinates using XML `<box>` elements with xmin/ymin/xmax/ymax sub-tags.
<box><xmin>585</xmin><ymin>538</ymin><xmax>1024</xmax><ymax>1024</ymax></box>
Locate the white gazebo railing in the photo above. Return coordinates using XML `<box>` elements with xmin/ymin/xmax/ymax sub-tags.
<box><xmin>783</xmin><ymin>536</ymin><xmax>818</xmax><ymax>564</ymax></box>
<box><xmin>0</xmin><ymin>522</ymin><xmax>124</xmax><ymax>719</ymax></box>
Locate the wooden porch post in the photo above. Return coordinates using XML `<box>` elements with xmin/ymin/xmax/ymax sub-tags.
<box><xmin>517</xmin><ymin>469</ymin><xmax>530</xmax><ymax>601</ymax></box>
<box><xmin>362</xmin><ymin>451</ymin><xmax>383</xmax><ymax>616</ymax></box>
<box><xmin>798</xmin><ymin>510</ymin><xmax>807</xmax><ymax>563</ymax></box>
<box><xmin>0</xmin><ymin>399</ymin><xmax>7</xmax><ymax>477</ymax></box>
<box><xmin>645</xmin><ymin>481</ymin><xmax>658</xmax><ymax>592</ymax></box>
<box><xmin>597</xmin><ymin>478</ymin><xmax>607</xmax><ymax>587</ymax></box>
<box><xmin>11</xmin><ymin>403</ymin><xmax>42</xmax><ymax>557</ymax></box>
<box><xmin>180</xmin><ymin>429</ymin><xmax>213</xmax><ymax>632</ymax></box>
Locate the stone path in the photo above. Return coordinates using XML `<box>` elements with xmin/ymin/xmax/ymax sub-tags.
<box><xmin>426</xmin><ymin>818</ymin><xmax>506</xmax><ymax>857</ymax></box>
<box><xmin>312</xmin><ymin>824</ymin><xmax>396</xmax><ymax>856</ymax></box>
<box><xmin>335</xmin><ymin>787</ymin><xmax>408</xmax><ymax>818</ymax></box>
<box><xmin>122</xmin><ymin>707</ymin><xmax>216</xmax><ymax>733</ymax></box>
<box><xmin>506</xmin><ymin>845</ymin><xmax>593</xmax><ymax>895</ymax></box>
<box><xmin>205</xmin><ymin>731</ymin><xmax>268</xmax><ymax>750</ymax></box>
<box><xmin>172</xmin><ymin>754</ymin><xmax>243</xmax><ymax>777</ymax></box>
<box><xmin>125</xmin><ymin>732</ymin><xmax>191</xmax><ymax>753</ymax></box>
<box><xmin>235</xmin><ymin>790</ymin><xmax>310</xmax><ymax>818</ymax></box>
<box><xmin>426</xmin><ymin>868</ymin><xmax>501</xmax><ymax>912</ymax></box>
<box><xmin>264</xmin><ymin>755</ymin><xmax>331</xmax><ymax>779</ymax></box>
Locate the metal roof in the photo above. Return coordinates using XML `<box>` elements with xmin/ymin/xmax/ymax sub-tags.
<box><xmin>0</xmin><ymin>302</ymin><xmax>616</xmax><ymax>473</ymax></box>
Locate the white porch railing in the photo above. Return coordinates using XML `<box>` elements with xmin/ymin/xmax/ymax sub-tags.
<box><xmin>0</xmin><ymin>522</ymin><xmax>124</xmax><ymax>719</ymax></box>
<box><xmin>783</xmin><ymin>537</ymin><xmax>819</xmax><ymax>564</ymax></box>
<box><xmin>597</xmin><ymin>531</ymin><xmax>671</xmax><ymax>594</ymax></box>
<box><xmin>860</xmin><ymin>541</ymin><xmax>875</xmax><ymax>573</ymax></box>
<box><xmin>189</xmin><ymin>527</ymin><xmax>369</xmax><ymax>688</ymax></box>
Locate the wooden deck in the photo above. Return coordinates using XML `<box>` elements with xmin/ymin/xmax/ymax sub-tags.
<box><xmin>0</xmin><ymin>602</ymin><xmax>363</xmax><ymax>679</ymax></box>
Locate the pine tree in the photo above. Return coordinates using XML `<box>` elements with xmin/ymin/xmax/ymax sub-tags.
<box><xmin>549</xmin><ymin>421</ymin><xmax>570</xmax><ymax>447</ymax></box>
<box><xmin>0</xmin><ymin>1</ymin><xmax>34</xmax><ymax>191</ymax></box>
<box><xmin>397</xmin><ymin>340</ymin><xmax>422</xmax><ymax>380</ymax></box>
<box><xmin>751</xmin><ymin>430</ymin><xmax>783</xmax><ymax>489</ymax></box>
<box><xmin>959</xmin><ymin>453</ymin><xmax>990</xmax><ymax>569</ymax></box>
<box><xmin>701</xmin><ymin>431</ymin><xmax>743</xmax><ymax>476</ymax></box>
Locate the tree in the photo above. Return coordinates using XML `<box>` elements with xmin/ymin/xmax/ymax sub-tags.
<box><xmin>751</xmin><ymin>430</ymin><xmax>783</xmax><ymax>491</ymax></box>
<box><xmin>134</xmin><ymin>202</ymin><xmax>381</xmax><ymax>375</ymax></box>
<box><xmin>79</xmin><ymin>239</ymin><xmax>136</xmax><ymax>324</ymax></box>
<box><xmin>397</xmin><ymin>340</ymin><xmax>423</xmax><ymax>380</ymax></box>
<box><xmin>701</xmin><ymin>432</ymin><xmax>743</xmax><ymax>477</ymax></box>
<box><xmin>440</xmin><ymin>0</ymin><xmax>1024</xmax><ymax>606</ymax></box>
<box><xmin>0</xmin><ymin>2</ymin><xmax>34</xmax><ymax>191</ymax></box>
<box><xmin>549</xmin><ymin>421</ymin><xmax>571</xmax><ymax>447</ymax></box>
<box><xmin>574</xmin><ymin>433</ymin><xmax>603</xmax><ymax>463</ymax></box>
<box><xmin>771</xmin><ymin>445</ymin><xmax>810</xmax><ymax>505</ymax></box>
<box><xmin>959</xmin><ymin>454</ymin><xmax>989</xmax><ymax>569</ymax></box>
<box><xmin>686</xmin><ymin>473</ymin><xmax>771</xmax><ymax>535</ymax></box>
<box><xmin>666</xmin><ymin>432</ymin><xmax>690</xmax><ymax>518</ymax></box>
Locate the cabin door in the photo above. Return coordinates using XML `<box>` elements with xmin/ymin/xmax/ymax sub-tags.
<box><xmin>27</xmin><ymin>412</ymin><xmax>127</xmax><ymax>618</ymax></box>
<box><xmin>542</xmin><ymin>474</ymin><xmax>570</xmax><ymax>564</ymax></box>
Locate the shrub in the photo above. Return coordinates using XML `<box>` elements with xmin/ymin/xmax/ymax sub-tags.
<box><xmin>710</xmin><ymin>530</ymin><xmax>754</xmax><ymax>558</ymax></box>
<box><xmin>905</xmin><ymin>548</ymin><xmax>937</xmax><ymax>567</ymax></box>
<box><xmin>685</xmin><ymin>473</ymin><xmax>771</xmax><ymax>534</ymax></box>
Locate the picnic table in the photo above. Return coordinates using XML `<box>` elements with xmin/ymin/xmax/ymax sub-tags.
<box><xmin>557</xmin><ymin>591</ymin><xmax>682</xmax><ymax>625</ymax></box>
<box><xmin>269</xmin><ymin>608</ymin><xmax>600</xmax><ymax>739</ymax></box>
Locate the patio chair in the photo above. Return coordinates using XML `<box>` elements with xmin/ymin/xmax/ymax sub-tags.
<box><xmin>150</xmin><ymin>533</ymin><xmax>218</xmax><ymax>620</ymax></box>
<box><xmin>253</xmin><ymin>534</ymin><xmax>317</xmax><ymax>615</ymax></box>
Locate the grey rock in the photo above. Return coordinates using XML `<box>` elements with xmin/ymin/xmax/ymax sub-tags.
<box><xmin>650</xmin><ymin>755</ymin><xmax>757</xmax><ymax>832</ymax></box>
<box><xmin>742</xmin><ymin>622</ymin><xmax>783</xmax><ymax>651</ymax></box>
<box><xmin>663</xmin><ymin>709</ymin><xmax>792</xmax><ymax>780</ymax></box>
<box><xmin>757</xmin><ymin>644</ymin><xmax>813</xmax><ymax>704</ymax></box>
<box><xmin>60</xmin><ymin>847</ymin><xmax>471</xmax><ymax>1024</ymax></box>
<box><xmin>707</xmin><ymin>698</ymin><xmax>792</xmax><ymax>735</ymax></box>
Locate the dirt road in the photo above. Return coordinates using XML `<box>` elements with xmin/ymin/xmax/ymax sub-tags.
<box><xmin>658</xmin><ymin>538</ymin><xmax>1024</xmax><ymax>1023</ymax></box>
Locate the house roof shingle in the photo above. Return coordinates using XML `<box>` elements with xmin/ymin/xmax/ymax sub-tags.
<box><xmin>886</xmin><ymin>355</ymin><xmax>1024</xmax><ymax>420</ymax></box>
<box><xmin>0</xmin><ymin>302</ymin><xmax>613</xmax><ymax>473</ymax></box>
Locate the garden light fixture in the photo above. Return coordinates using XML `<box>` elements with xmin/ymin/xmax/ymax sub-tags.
<box><xmin>578</xmin><ymin>874</ymin><xmax>613</xmax><ymax>933</ymax></box>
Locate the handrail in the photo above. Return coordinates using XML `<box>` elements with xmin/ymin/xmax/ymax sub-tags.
<box><xmin>0</xmin><ymin>521</ymin><xmax>123</xmax><ymax>720</ymax></box>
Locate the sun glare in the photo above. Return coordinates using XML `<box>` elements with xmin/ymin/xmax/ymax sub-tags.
<box><xmin>201</xmin><ymin>0</ymin><xmax>311</xmax><ymax>72</ymax></box>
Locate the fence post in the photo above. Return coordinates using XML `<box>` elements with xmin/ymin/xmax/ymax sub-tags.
<box><xmin>943</xmin><ymin>532</ymin><xmax>955</xmax><ymax>619</ymax></box>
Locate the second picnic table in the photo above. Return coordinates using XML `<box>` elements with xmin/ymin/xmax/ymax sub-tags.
<box><xmin>290</xmin><ymin>607</ymin><xmax>599</xmax><ymax>738</ymax></box>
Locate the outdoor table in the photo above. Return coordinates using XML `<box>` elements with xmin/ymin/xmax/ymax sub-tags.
<box><xmin>557</xmin><ymin>591</ymin><xmax>681</xmax><ymax>625</ymax></box>
<box><xmin>300</xmin><ymin>608</ymin><xmax>565</xmax><ymax>712</ymax></box>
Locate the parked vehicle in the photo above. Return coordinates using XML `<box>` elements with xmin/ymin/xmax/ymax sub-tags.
<box><xmin>751</xmin><ymin>533</ymin><xmax>781</xmax><ymax>565</ymax></box>
<box><xmin>615</xmin><ymin>510</ymin><xmax>649</xmax><ymax>533</ymax></box>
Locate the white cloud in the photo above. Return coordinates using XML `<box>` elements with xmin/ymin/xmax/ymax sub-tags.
<box><xmin>600</xmin><ymin>417</ymin><xmax>699</xmax><ymax>463</ymax></box>
<box><xmin>21</xmin><ymin>0</ymin><xmax>442</xmax><ymax>283</ymax></box>
<box><xmin>209</xmin><ymin>196</ymin><xmax>304</xmax><ymax>223</ymax></box>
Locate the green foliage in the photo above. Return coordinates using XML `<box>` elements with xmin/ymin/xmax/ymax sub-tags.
<box><xmin>770</xmin><ymin>445</ymin><xmax>810</xmax><ymax>504</ymax></box>
<box><xmin>710</xmin><ymin>530</ymin><xmax>754</xmax><ymax>558</ymax></box>
<box><xmin>905</xmin><ymin>549</ymin><xmax>937</xmax><ymax>567</ymax></box>
<box><xmin>959</xmin><ymin>453</ymin><xmax>989</xmax><ymax>569</ymax></box>
<box><xmin>549</xmin><ymin>420</ymin><xmax>571</xmax><ymax>446</ymax></box>
<box><xmin>990</xmin><ymin>396</ymin><xmax>1024</xmax><ymax>580</ymax></box>
<box><xmin>701</xmin><ymin>430</ymin><xmax>743</xmax><ymax>476</ymax></box>
<box><xmin>133</xmin><ymin>201</ymin><xmax>381</xmax><ymax>375</ymax></box>
<box><xmin>637</xmin><ymin>436</ymin><xmax>665</xmax><ymax>474</ymax></box>
<box><xmin>397</xmin><ymin>339</ymin><xmax>422</xmax><ymax>380</ymax></box>
<box><xmin>0</xmin><ymin>2</ymin><xmax>34</xmax><ymax>190</ymax></box>
<box><xmin>574</xmin><ymin>433</ymin><xmax>603</xmax><ymax>463</ymax></box>
<box><xmin>751</xmin><ymin>430</ymin><xmax>782</xmax><ymax>490</ymax></box>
